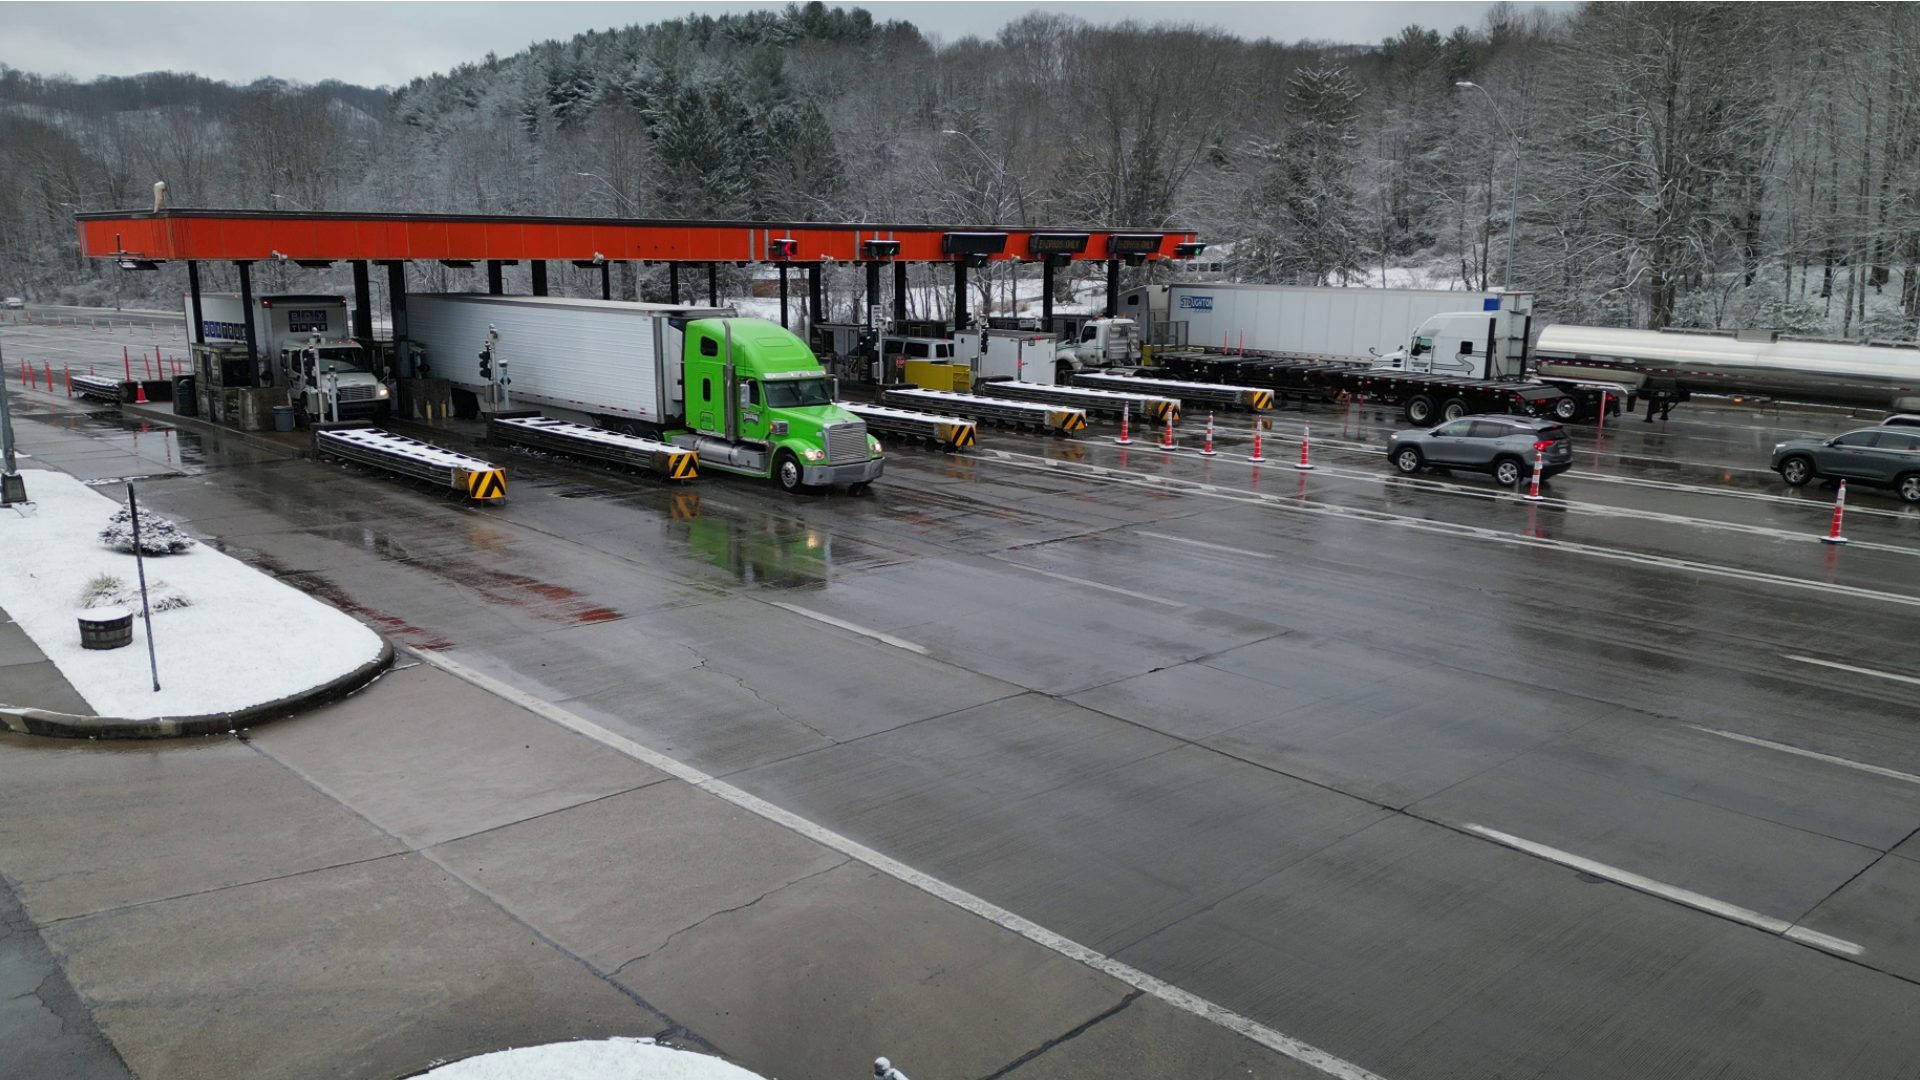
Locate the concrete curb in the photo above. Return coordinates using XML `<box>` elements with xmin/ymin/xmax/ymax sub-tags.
<box><xmin>0</xmin><ymin>639</ymin><xmax>394</xmax><ymax>740</ymax></box>
<box><xmin>120</xmin><ymin>401</ymin><xmax>313</xmax><ymax>462</ymax></box>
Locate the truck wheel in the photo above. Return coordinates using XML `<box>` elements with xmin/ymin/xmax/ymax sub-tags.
<box><xmin>1553</xmin><ymin>396</ymin><xmax>1580</xmax><ymax>421</ymax></box>
<box><xmin>1405</xmin><ymin>395</ymin><xmax>1436</xmax><ymax>426</ymax></box>
<box><xmin>1897</xmin><ymin>473</ymin><xmax>1920</xmax><ymax>504</ymax></box>
<box><xmin>774</xmin><ymin>450</ymin><xmax>805</xmax><ymax>493</ymax></box>
<box><xmin>1778</xmin><ymin>455</ymin><xmax>1814</xmax><ymax>487</ymax></box>
<box><xmin>1493</xmin><ymin>457</ymin><xmax>1525</xmax><ymax>486</ymax></box>
<box><xmin>1441</xmin><ymin>398</ymin><xmax>1469</xmax><ymax>423</ymax></box>
<box><xmin>1055</xmin><ymin>361</ymin><xmax>1073</xmax><ymax>386</ymax></box>
<box><xmin>1392</xmin><ymin>447</ymin><xmax>1423</xmax><ymax>474</ymax></box>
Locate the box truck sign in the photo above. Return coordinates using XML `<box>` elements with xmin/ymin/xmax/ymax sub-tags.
<box><xmin>202</xmin><ymin>320</ymin><xmax>248</xmax><ymax>343</ymax></box>
<box><xmin>1178</xmin><ymin>295</ymin><xmax>1214</xmax><ymax>312</ymax></box>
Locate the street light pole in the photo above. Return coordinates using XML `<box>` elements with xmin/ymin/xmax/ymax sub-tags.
<box><xmin>1456</xmin><ymin>81</ymin><xmax>1521</xmax><ymax>293</ymax></box>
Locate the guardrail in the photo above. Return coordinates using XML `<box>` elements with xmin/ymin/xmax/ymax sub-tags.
<box><xmin>881</xmin><ymin>388</ymin><xmax>1087</xmax><ymax>435</ymax></box>
<box><xmin>839</xmin><ymin>402</ymin><xmax>977</xmax><ymax>450</ymax></box>
<box><xmin>1072</xmin><ymin>371</ymin><xmax>1273</xmax><ymax>410</ymax></box>
<box><xmin>487</xmin><ymin>414</ymin><xmax>697</xmax><ymax>479</ymax></box>
<box><xmin>975</xmin><ymin>379</ymin><xmax>1181</xmax><ymax>421</ymax></box>
<box><xmin>313</xmin><ymin>423</ymin><xmax>508</xmax><ymax>501</ymax></box>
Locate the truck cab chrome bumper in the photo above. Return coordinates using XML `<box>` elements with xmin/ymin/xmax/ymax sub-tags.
<box><xmin>803</xmin><ymin>458</ymin><xmax>884</xmax><ymax>486</ymax></box>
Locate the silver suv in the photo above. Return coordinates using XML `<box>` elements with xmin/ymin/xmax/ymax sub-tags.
<box><xmin>1389</xmin><ymin>415</ymin><xmax>1574</xmax><ymax>486</ymax></box>
<box><xmin>1772</xmin><ymin>426</ymin><xmax>1920</xmax><ymax>503</ymax></box>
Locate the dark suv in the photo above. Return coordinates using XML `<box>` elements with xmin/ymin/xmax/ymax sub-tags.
<box><xmin>1389</xmin><ymin>415</ymin><xmax>1574</xmax><ymax>486</ymax></box>
<box><xmin>1772</xmin><ymin>427</ymin><xmax>1920</xmax><ymax>503</ymax></box>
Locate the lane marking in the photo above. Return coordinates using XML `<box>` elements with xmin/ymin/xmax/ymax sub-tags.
<box><xmin>983</xmin><ymin>450</ymin><xmax>1920</xmax><ymax>611</ymax></box>
<box><xmin>1135</xmin><ymin>530</ymin><xmax>1276</xmax><ymax>560</ymax></box>
<box><xmin>1689</xmin><ymin>726</ymin><xmax>1920</xmax><ymax>785</ymax></box>
<box><xmin>766</xmin><ymin>600</ymin><xmax>930</xmax><ymax>655</ymax></box>
<box><xmin>1783</xmin><ymin>654</ymin><xmax>1920</xmax><ymax>689</ymax></box>
<box><xmin>989</xmin><ymin>559</ymin><xmax>1187</xmax><ymax>608</ymax></box>
<box><xmin>1465</xmin><ymin>824</ymin><xmax>1863</xmax><ymax>956</ymax></box>
<box><xmin>413</xmin><ymin>647</ymin><xmax>1387</xmax><ymax>1080</ymax></box>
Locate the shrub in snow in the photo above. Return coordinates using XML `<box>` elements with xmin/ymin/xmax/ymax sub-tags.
<box><xmin>99</xmin><ymin>505</ymin><xmax>195</xmax><ymax>555</ymax></box>
<box><xmin>78</xmin><ymin>572</ymin><xmax>190</xmax><ymax>612</ymax></box>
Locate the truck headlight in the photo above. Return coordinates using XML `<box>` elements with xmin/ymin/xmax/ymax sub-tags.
<box><xmin>375</xmin><ymin>385</ymin><xmax>390</xmax><ymax>398</ymax></box>
<box><xmin>868</xmin><ymin>436</ymin><xmax>883</xmax><ymax>455</ymax></box>
<box><xmin>802</xmin><ymin>447</ymin><xmax>825</xmax><ymax>462</ymax></box>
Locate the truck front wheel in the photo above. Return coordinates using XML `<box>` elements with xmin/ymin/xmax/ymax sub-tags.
<box><xmin>1056</xmin><ymin>361</ymin><xmax>1073</xmax><ymax>386</ymax></box>
<box><xmin>775</xmin><ymin>450</ymin><xmax>805</xmax><ymax>493</ymax></box>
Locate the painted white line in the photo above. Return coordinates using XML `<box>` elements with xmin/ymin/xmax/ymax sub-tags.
<box><xmin>1783</xmin><ymin>654</ymin><xmax>1920</xmax><ymax>689</ymax></box>
<box><xmin>981</xmin><ymin>450</ymin><xmax>1920</xmax><ymax>610</ymax></box>
<box><xmin>765</xmin><ymin>600</ymin><xmax>929</xmax><ymax>655</ymax></box>
<box><xmin>1135</xmin><ymin>530</ymin><xmax>1276</xmax><ymax>560</ymax></box>
<box><xmin>1689</xmin><ymin>726</ymin><xmax>1920</xmax><ymax>785</ymax></box>
<box><xmin>991</xmin><ymin>559</ymin><xmax>1187</xmax><ymax>608</ymax></box>
<box><xmin>1465</xmin><ymin>824</ymin><xmax>1863</xmax><ymax>957</ymax></box>
<box><xmin>414</xmin><ymin>647</ymin><xmax>1387</xmax><ymax>1080</ymax></box>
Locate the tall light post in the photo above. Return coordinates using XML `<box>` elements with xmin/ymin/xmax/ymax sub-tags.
<box><xmin>577</xmin><ymin>172</ymin><xmax>635</xmax><ymax>215</ymax></box>
<box><xmin>941</xmin><ymin>129</ymin><xmax>1021</xmax><ymax>315</ymax></box>
<box><xmin>1456</xmin><ymin>81</ymin><xmax>1521</xmax><ymax>292</ymax></box>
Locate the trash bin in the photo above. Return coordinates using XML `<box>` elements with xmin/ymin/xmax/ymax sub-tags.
<box><xmin>172</xmin><ymin>374</ymin><xmax>197</xmax><ymax>417</ymax></box>
<box><xmin>273</xmin><ymin>405</ymin><xmax>296</xmax><ymax>432</ymax></box>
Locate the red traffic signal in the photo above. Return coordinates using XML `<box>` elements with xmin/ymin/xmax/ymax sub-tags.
<box><xmin>771</xmin><ymin>238</ymin><xmax>798</xmax><ymax>259</ymax></box>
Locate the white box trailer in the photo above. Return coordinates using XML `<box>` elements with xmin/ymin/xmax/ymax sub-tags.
<box><xmin>407</xmin><ymin>294</ymin><xmax>727</xmax><ymax>425</ymax></box>
<box><xmin>1121</xmin><ymin>283</ymin><xmax>1508</xmax><ymax>361</ymax></box>
<box><xmin>955</xmin><ymin>329</ymin><xmax>1058</xmax><ymax>385</ymax></box>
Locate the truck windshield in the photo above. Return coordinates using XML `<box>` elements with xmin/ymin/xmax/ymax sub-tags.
<box><xmin>763</xmin><ymin>378</ymin><xmax>833</xmax><ymax>408</ymax></box>
<box><xmin>315</xmin><ymin>349</ymin><xmax>366</xmax><ymax>373</ymax></box>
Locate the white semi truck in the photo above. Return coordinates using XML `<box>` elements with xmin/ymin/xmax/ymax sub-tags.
<box><xmin>406</xmin><ymin>294</ymin><xmax>884</xmax><ymax>492</ymax></box>
<box><xmin>185</xmin><ymin>293</ymin><xmax>388</xmax><ymax>421</ymax></box>
<box><xmin>1126</xmin><ymin>284</ymin><xmax>1632</xmax><ymax>424</ymax></box>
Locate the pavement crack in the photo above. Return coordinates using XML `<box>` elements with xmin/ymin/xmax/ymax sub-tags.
<box><xmin>973</xmin><ymin>989</ymin><xmax>1143</xmax><ymax>1080</ymax></box>
<box><xmin>690</xmin><ymin>654</ymin><xmax>834</xmax><ymax>742</ymax></box>
<box><xmin>610</xmin><ymin>859</ymin><xmax>847</xmax><ymax>977</ymax></box>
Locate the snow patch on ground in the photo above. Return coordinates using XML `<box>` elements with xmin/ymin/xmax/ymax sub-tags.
<box><xmin>422</xmin><ymin>1039</ymin><xmax>766</xmax><ymax>1080</ymax></box>
<box><xmin>0</xmin><ymin>470</ymin><xmax>383</xmax><ymax>718</ymax></box>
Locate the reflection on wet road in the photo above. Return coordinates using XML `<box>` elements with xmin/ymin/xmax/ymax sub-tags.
<box><xmin>8</xmin><ymin>312</ymin><xmax>1920</xmax><ymax>1080</ymax></box>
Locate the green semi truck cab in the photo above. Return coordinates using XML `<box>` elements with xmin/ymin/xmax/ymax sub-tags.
<box><xmin>675</xmin><ymin>317</ymin><xmax>884</xmax><ymax>492</ymax></box>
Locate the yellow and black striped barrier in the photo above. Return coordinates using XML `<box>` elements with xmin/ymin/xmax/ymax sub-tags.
<box><xmin>841</xmin><ymin>401</ymin><xmax>979</xmax><ymax>451</ymax></box>
<box><xmin>881</xmin><ymin>388</ymin><xmax>1089</xmax><ymax>437</ymax></box>
<box><xmin>464</xmin><ymin>468</ymin><xmax>508</xmax><ymax>501</ymax></box>
<box><xmin>1074</xmin><ymin>372</ymin><xmax>1274</xmax><ymax>412</ymax></box>
<box><xmin>313</xmin><ymin>423</ymin><xmax>510</xmax><ymax>503</ymax></box>
<box><xmin>974</xmin><ymin>379</ymin><xmax>1181</xmax><ymax>423</ymax></box>
<box><xmin>489</xmin><ymin>414</ymin><xmax>699</xmax><ymax>481</ymax></box>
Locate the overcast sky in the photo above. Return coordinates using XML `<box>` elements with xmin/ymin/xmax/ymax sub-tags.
<box><xmin>1</xmin><ymin>2</ymin><xmax>1570</xmax><ymax>88</ymax></box>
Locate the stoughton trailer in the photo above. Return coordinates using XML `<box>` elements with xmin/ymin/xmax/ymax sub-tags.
<box><xmin>407</xmin><ymin>294</ymin><xmax>883</xmax><ymax>492</ymax></box>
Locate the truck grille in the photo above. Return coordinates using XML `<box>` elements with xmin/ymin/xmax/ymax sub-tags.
<box><xmin>824</xmin><ymin>421</ymin><xmax>869</xmax><ymax>465</ymax></box>
<box><xmin>336</xmin><ymin>385</ymin><xmax>376</xmax><ymax>403</ymax></box>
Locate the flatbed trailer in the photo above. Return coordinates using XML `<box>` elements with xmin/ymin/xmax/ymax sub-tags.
<box><xmin>1148</xmin><ymin>349</ymin><xmax>1603</xmax><ymax>425</ymax></box>
<box><xmin>1070</xmin><ymin>370</ymin><xmax>1273</xmax><ymax>411</ymax></box>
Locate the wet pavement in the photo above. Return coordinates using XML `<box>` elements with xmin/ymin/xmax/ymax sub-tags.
<box><xmin>5</xmin><ymin>312</ymin><xmax>1920</xmax><ymax>1080</ymax></box>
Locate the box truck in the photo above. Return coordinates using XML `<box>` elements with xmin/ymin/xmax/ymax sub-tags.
<box><xmin>185</xmin><ymin>293</ymin><xmax>388</xmax><ymax>421</ymax></box>
<box><xmin>406</xmin><ymin>294</ymin><xmax>884</xmax><ymax>492</ymax></box>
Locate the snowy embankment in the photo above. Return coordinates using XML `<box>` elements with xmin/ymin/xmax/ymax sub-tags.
<box><xmin>0</xmin><ymin>470</ymin><xmax>384</xmax><ymax>719</ymax></box>
<box><xmin>422</xmin><ymin>1039</ymin><xmax>766</xmax><ymax>1080</ymax></box>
